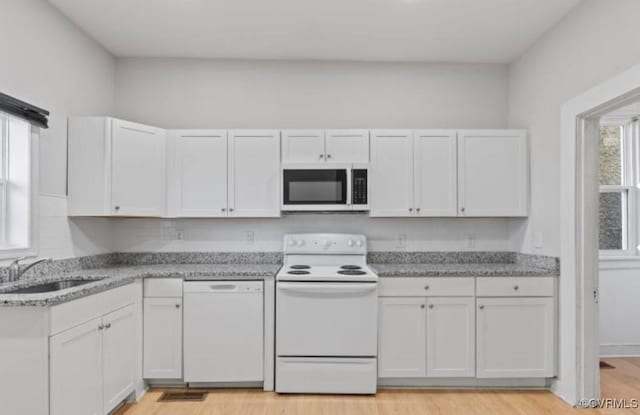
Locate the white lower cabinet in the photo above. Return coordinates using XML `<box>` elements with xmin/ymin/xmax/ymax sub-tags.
<box><xmin>102</xmin><ymin>305</ymin><xmax>136</xmax><ymax>413</ymax></box>
<box><xmin>143</xmin><ymin>297</ymin><xmax>183</xmax><ymax>379</ymax></box>
<box><xmin>50</xmin><ymin>318</ymin><xmax>103</xmax><ymax>415</ymax></box>
<box><xmin>378</xmin><ymin>297</ymin><xmax>427</xmax><ymax>378</ymax></box>
<box><xmin>426</xmin><ymin>297</ymin><xmax>475</xmax><ymax>377</ymax></box>
<box><xmin>476</xmin><ymin>297</ymin><xmax>555</xmax><ymax>378</ymax></box>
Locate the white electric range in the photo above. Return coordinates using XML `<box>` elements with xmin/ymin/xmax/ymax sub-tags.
<box><xmin>275</xmin><ymin>233</ymin><xmax>378</xmax><ymax>394</ymax></box>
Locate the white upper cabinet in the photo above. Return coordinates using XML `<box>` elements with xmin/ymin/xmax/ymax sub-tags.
<box><xmin>413</xmin><ymin>130</ymin><xmax>458</xmax><ymax>217</ymax></box>
<box><xmin>168</xmin><ymin>130</ymin><xmax>228</xmax><ymax>217</ymax></box>
<box><xmin>282</xmin><ymin>130</ymin><xmax>325</xmax><ymax>163</ymax></box>
<box><xmin>282</xmin><ymin>129</ymin><xmax>369</xmax><ymax>163</ymax></box>
<box><xmin>228</xmin><ymin>130</ymin><xmax>281</xmax><ymax>217</ymax></box>
<box><xmin>68</xmin><ymin>117</ymin><xmax>166</xmax><ymax>217</ymax></box>
<box><xmin>111</xmin><ymin>120</ymin><xmax>166</xmax><ymax>216</ymax></box>
<box><xmin>458</xmin><ymin>130</ymin><xmax>528</xmax><ymax>217</ymax></box>
<box><xmin>370</xmin><ymin>130</ymin><xmax>414</xmax><ymax>217</ymax></box>
<box><xmin>325</xmin><ymin>130</ymin><xmax>369</xmax><ymax>163</ymax></box>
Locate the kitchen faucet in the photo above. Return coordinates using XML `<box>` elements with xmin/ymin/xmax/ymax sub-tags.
<box><xmin>7</xmin><ymin>257</ymin><xmax>52</xmax><ymax>282</ymax></box>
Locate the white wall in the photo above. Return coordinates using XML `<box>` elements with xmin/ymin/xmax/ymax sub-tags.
<box><xmin>508</xmin><ymin>0</ymin><xmax>640</xmax><ymax>256</ymax></box>
<box><xmin>0</xmin><ymin>0</ymin><xmax>116</xmax><ymax>260</ymax></box>
<box><xmin>112</xmin><ymin>58</ymin><xmax>514</xmax><ymax>252</ymax></box>
<box><xmin>115</xmin><ymin>58</ymin><xmax>507</xmax><ymax>129</ymax></box>
<box><xmin>599</xmin><ymin>264</ymin><xmax>640</xmax><ymax>356</ymax></box>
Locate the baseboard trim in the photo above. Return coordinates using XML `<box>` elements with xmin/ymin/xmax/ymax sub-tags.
<box><xmin>377</xmin><ymin>378</ymin><xmax>551</xmax><ymax>389</ymax></box>
<box><xmin>600</xmin><ymin>344</ymin><xmax>640</xmax><ymax>357</ymax></box>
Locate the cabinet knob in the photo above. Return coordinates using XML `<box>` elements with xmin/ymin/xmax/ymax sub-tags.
<box><xmin>424</xmin><ymin>285</ymin><xmax>429</xmax><ymax>290</ymax></box>
<box><xmin>428</xmin><ymin>304</ymin><xmax>434</xmax><ymax>309</ymax></box>
<box><xmin>104</xmin><ymin>323</ymin><xmax>111</xmax><ymax>329</ymax></box>
<box><xmin>479</xmin><ymin>305</ymin><xmax>485</xmax><ymax>310</ymax></box>
<box><xmin>114</xmin><ymin>206</ymin><xmax>120</xmax><ymax>211</ymax></box>
<box><xmin>409</xmin><ymin>208</ymin><xmax>413</xmax><ymax>212</ymax></box>
<box><xmin>460</xmin><ymin>207</ymin><xmax>465</xmax><ymax>213</ymax></box>
<box><xmin>416</xmin><ymin>208</ymin><xmax>421</xmax><ymax>212</ymax></box>
<box><xmin>221</xmin><ymin>208</ymin><xmax>226</xmax><ymax>212</ymax></box>
<box><xmin>229</xmin><ymin>208</ymin><xmax>234</xmax><ymax>212</ymax></box>
<box><xmin>319</xmin><ymin>154</ymin><xmax>324</xmax><ymax>159</ymax></box>
<box><xmin>98</xmin><ymin>324</ymin><xmax>104</xmax><ymax>331</ymax></box>
<box><xmin>175</xmin><ymin>304</ymin><xmax>181</xmax><ymax>309</ymax></box>
<box><xmin>327</xmin><ymin>154</ymin><xmax>332</xmax><ymax>159</ymax></box>
<box><xmin>513</xmin><ymin>285</ymin><xmax>519</xmax><ymax>291</ymax></box>
<box><xmin>420</xmin><ymin>304</ymin><xmax>425</xmax><ymax>309</ymax></box>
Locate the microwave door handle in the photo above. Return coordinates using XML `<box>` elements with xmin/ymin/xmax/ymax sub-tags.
<box><xmin>346</xmin><ymin>168</ymin><xmax>352</xmax><ymax>206</ymax></box>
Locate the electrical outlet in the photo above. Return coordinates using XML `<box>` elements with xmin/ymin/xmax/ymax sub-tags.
<box><xmin>245</xmin><ymin>231</ymin><xmax>255</xmax><ymax>245</ymax></box>
<box><xmin>465</xmin><ymin>234</ymin><xmax>475</xmax><ymax>249</ymax></box>
<box><xmin>397</xmin><ymin>233</ymin><xmax>406</xmax><ymax>249</ymax></box>
<box><xmin>176</xmin><ymin>229</ymin><xmax>184</xmax><ymax>241</ymax></box>
<box><xmin>534</xmin><ymin>232</ymin><xmax>544</xmax><ymax>249</ymax></box>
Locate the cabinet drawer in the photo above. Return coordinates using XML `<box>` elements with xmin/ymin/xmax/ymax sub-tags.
<box><xmin>476</xmin><ymin>277</ymin><xmax>555</xmax><ymax>297</ymax></box>
<box><xmin>144</xmin><ymin>278</ymin><xmax>183</xmax><ymax>297</ymax></box>
<box><xmin>378</xmin><ymin>277</ymin><xmax>474</xmax><ymax>297</ymax></box>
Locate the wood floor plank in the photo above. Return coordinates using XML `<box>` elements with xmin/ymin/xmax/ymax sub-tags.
<box><xmin>117</xmin><ymin>358</ymin><xmax>640</xmax><ymax>415</ymax></box>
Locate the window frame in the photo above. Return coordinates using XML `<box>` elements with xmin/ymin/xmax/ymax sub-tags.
<box><xmin>0</xmin><ymin>112</ymin><xmax>38</xmax><ymax>260</ymax></box>
<box><xmin>599</xmin><ymin>120</ymin><xmax>638</xmax><ymax>257</ymax></box>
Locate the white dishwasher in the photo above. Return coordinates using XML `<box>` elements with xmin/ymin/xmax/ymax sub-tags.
<box><xmin>183</xmin><ymin>280</ymin><xmax>264</xmax><ymax>383</ymax></box>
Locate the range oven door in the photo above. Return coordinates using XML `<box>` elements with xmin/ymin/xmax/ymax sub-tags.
<box><xmin>276</xmin><ymin>282</ymin><xmax>377</xmax><ymax>357</ymax></box>
<box><xmin>282</xmin><ymin>165</ymin><xmax>351</xmax><ymax>211</ymax></box>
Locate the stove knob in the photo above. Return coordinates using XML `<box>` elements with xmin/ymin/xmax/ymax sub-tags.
<box><xmin>288</xmin><ymin>240</ymin><xmax>296</xmax><ymax>246</ymax></box>
<box><xmin>297</xmin><ymin>240</ymin><xmax>305</xmax><ymax>247</ymax></box>
<box><xmin>348</xmin><ymin>240</ymin><xmax>355</xmax><ymax>247</ymax></box>
<box><xmin>355</xmin><ymin>240</ymin><xmax>363</xmax><ymax>247</ymax></box>
<box><xmin>321</xmin><ymin>240</ymin><xmax>331</xmax><ymax>249</ymax></box>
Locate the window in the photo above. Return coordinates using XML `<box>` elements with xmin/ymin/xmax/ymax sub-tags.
<box><xmin>0</xmin><ymin>111</ymin><xmax>35</xmax><ymax>257</ymax></box>
<box><xmin>599</xmin><ymin>121</ymin><xmax>638</xmax><ymax>254</ymax></box>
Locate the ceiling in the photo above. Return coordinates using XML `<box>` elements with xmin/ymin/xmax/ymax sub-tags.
<box><xmin>48</xmin><ymin>0</ymin><xmax>582</xmax><ymax>63</ymax></box>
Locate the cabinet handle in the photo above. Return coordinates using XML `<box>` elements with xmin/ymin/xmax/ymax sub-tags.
<box><xmin>428</xmin><ymin>304</ymin><xmax>434</xmax><ymax>309</ymax></box>
<box><xmin>98</xmin><ymin>324</ymin><xmax>104</xmax><ymax>331</ymax></box>
<box><xmin>479</xmin><ymin>305</ymin><xmax>485</xmax><ymax>310</ymax></box>
<box><xmin>424</xmin><ymin>285</ymin><xmax>429</xmax><ymax>290</ymax></box>
<box><xmin>513</xmin><ymin>285</ymin><xmax>520</xmax><ymax>291</ymax></box>
<box><xmin>420</xmin><ymin>304</ymin><xmax>425</xmax><ymax>309</ymax></box>
<box><xmin>175</xmin><ymin>304</ymin><xmax>181</xmax><ymax>309</ymax></box>
<box><xmin>319</xmin><ymin>154</ymin><xmax>324</xmax><ymax>159</ymax></box>
<box><xmin>104</xmin><ymin>323</ymin><xmax>111</xmax><ymax>329</ymax></box>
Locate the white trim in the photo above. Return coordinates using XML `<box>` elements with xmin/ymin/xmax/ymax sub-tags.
<box><xmin>560</xmin><ymin>62</ymin><xmax>640</xmax><ymax>405</ymax></box>
<box><xmin>599</xmin><ymin>255</ymin><xmax>640</xmax><ymax>270</ymax></box>
<box><xmin>600</xmin><ymin>344</ymin><xmax>640</xmax><ymax>357</ymax></box>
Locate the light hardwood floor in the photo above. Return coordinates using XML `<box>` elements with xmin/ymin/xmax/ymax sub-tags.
<box><xmin>117</xmin><ymin>358</ymin><xmax>640</xmax><ymax>415</ymax></box>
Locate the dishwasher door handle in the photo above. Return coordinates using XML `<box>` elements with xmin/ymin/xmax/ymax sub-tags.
<box><xmin>278</xmin><ymin>283</ymin><xmax>377</xmax><ymax>295</ymax></box>
<box><xmin>208</xmin><ymin>284</ymin><xmax>238</xmax><ymax>291</ymax></box>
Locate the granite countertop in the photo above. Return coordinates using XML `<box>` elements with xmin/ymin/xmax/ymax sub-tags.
<box><xmin>369</xmin><ymin>263</ymin><xmax>559</xmax><ymax>278</ymax></box>
<box><xmin>0</xmin><ymin>263</ymin><xmax>281</xmax><ymax>307</ymax></box>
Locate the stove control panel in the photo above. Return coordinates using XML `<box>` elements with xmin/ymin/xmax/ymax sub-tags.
<box><xmin>283</xmin><ymin>233</ymin><xmax>367</xmax><ymax>254</ymax></box>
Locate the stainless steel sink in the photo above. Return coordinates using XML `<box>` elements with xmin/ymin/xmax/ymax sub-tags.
<box><xmin>4</xmin><ymin>279</ymin><xmax>102</xmax><ymax>294</ymax></box>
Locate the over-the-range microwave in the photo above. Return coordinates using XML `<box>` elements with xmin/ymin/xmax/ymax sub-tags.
<box><xmin>281</xmin><ymin>163</ymin><xmax>369</xmax><ymax>212</ymax></box>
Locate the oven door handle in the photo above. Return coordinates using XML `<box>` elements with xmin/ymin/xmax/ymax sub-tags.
<box><xmin>278</xmin><ymin>282</ymin><xmax>376</xmax><ymax>295</ymax></box>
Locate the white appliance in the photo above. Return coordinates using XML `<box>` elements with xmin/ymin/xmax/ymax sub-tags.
<box><xmin>183</xmin><ymin>280</ymin><xmax>264</xmax><ymax>383</ymax></box>
<box><xmin>281</xmin><ymin>164</ymin><xmax>369</xmax><ymax>211</ymax></box>
<box><xmin>276</xmin><ymin>233</ymin><xmax>378</xmax><ymax>394</ymax></box>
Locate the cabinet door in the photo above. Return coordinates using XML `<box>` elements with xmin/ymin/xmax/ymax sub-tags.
<box><xmin>378</xmin><ymin>297</ymin><xmax>426</xmax><ymax>378</ymax></box>
<box><xmin>476</xmin><ymin>297</ymin><xmax>554</xmax><ymax>378</ymax></box>
<box><xmin>413</xmin><ymin>130</ymin><xmax>457</xmax><ymax>216</ymax></box>
<box><xmin>102</xmin><ymin>304</ymin><xmax>136</xmax><ymax>414</ymax></box>
<box><xmin>143</xmin><ymin>298</ymin><xmax>183</xmax><ymax>379</ymax></box>
<box><xmin>228</xmin><ymin>130</ymin><xmax>281</xmax><ymax>217</ymax></box>
<box><xmin>325</xmin><ymin>130</ymin><xmax>369</xmax><ymax>163</ymax></box>
<box><xmin>50</xmin><ymin>317</ymin><xmax>102</xmax><ymax>415</ymax></box>
<box><xmin>458</xmin><ymin>130</ymin><xmax>528</xmax><ymax>216</ymax></box>
<box><xmin>282</xmin><ymin>130</ymin><xmax>325</xmax><ymax>163</ymax></box>
<box><xmin>426</xmin><ymin>297</ymin><xmax>475</xmax><ymax>377</ymax></box>
<box><xmin>111</xmin><ymin>119</ymin><xmax>166</xmax><ymax>216</ymax></box>
<box><xmin>370</xmin><ymin>130</ymin><xmax>413</xmax><ymax>217</ymax></box>
<box><xmin>171</xmin><ymin>130</ymin><xmax>227</xmax><ymax>217</ymax></box>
